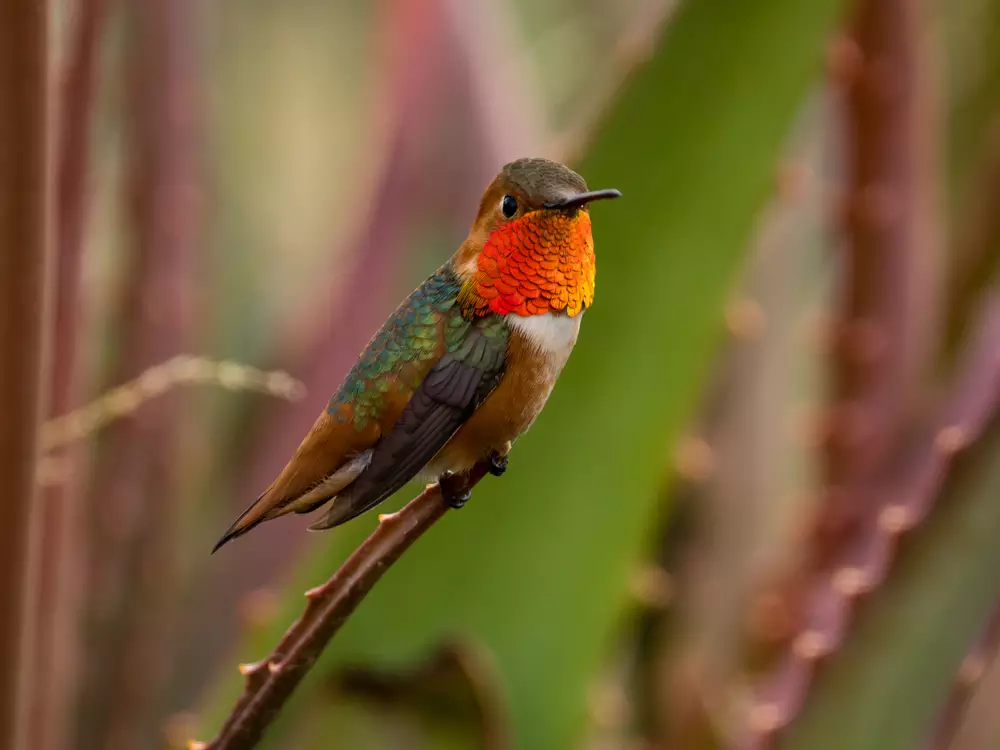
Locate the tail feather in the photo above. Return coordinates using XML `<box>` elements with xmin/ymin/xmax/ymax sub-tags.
<box><xmin>211</xmin><ymin>449</ymin><xmax>373</xmax><ymax>553</ymax></box>
<box><xmin>306</xmin><ymin>488</ymin><xmax>372</xmax><ymax>531</ymax></box>
<box><xmin>212</xmin><ymin>493</ymin><xmax>268</xmax><ymax>553</ymax></box>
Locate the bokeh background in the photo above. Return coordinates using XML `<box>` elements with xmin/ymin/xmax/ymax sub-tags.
<box><xmin>3</xmin><ymin>0</ymin><xmax>1000</xmax><ymax>748</ymax></box>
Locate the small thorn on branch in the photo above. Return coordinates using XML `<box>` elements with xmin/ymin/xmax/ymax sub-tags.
<box><xmin>203</xmin><ymin>462</ymin><xmax>491</xmax><ymax>749</ymax></box>
<box><xmin>303</xmin><ymin>586</ymin><xmax>323</xmax><ymax>601</ymax></box>
<box><xmin>237</xmin><ymin>662</ymin><xmax>262</xmax><ymax>677</ymax></box>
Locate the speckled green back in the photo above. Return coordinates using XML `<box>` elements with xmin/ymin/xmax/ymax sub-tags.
<box><xmin>328</xmin><ymin>264</ymin><xmax>509</xmax><ymax>430</ymax></box>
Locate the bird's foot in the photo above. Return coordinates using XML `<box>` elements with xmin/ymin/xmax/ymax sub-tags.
<box><xmin>439</xmin><ymin>472</ymin><xmax>472</xmax><ymax>509</ymax></box>
<box><xmin>487</xmin><ymin>450</ymin><xmax>508</xmax><ymax>477</ymax></box>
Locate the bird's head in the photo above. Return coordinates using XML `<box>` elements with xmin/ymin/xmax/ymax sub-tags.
<box><xmin>455</xmin><ymin>157</ymin><xmax>620</xmax><ymax>318</ymax></box>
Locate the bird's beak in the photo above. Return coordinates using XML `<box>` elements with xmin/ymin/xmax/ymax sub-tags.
<box><xmin>543</xmin><ymin>188</ymin><xmax>622</xmax><ymax>211</ymax></box>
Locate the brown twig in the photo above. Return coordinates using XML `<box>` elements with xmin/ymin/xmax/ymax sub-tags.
<box><xmin>197</xmin><ymin>465</ymin><xmax>490</xmax><ymax>750</ymax></box>
<box><xmin>0</xmin><ymin>1</ymin><xmax>50</xmax><ymax>747</ymax></box>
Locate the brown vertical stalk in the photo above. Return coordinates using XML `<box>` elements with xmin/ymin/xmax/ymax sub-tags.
<box><xmin>826</xmin><ymin>0</ymin><xmax>934</xmax><ymax>488</ymax></box>
<box><xmin>76</xmin><ymin>0</ymin><xmax>202</xmax><ymax>747</ymax></box>
<box><xmin>739</xmin><ymin>0</ymin><xmax>940</xmax><ymax>744</ymax></box>
<box><xmin>24</xmin><ymin>2</ymin><xmax>111</xmax><ymax>748</ymax></box>
<box><xmin>0</xmin><ymin>0</ymin><xmax>51</xmax><ymax>748</ymax></box>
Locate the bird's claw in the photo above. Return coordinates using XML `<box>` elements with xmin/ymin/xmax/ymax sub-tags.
<box><xmin>487</xmin><ymin>451</ymin><xmax>508</xmax><ymax>477</ymax></box>
<box><xmin>439</xmin><ymin>472</ymin><xmax>472</xmax><ymax>509</ymax></box>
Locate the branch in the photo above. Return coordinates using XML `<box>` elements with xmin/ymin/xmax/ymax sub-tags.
<box><xmin>736</xmin><ymin>0</ymin><xmax>941</xmax><ymax>743</ymax></box>
<box><xmin>196</xmin><ymin>464</ymin><xmax>491</xmax><ymax>750</ymax></box>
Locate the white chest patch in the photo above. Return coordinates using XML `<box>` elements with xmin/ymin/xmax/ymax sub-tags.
<box><xmin>506</xmin><ymin>312</ymin><xmax>582</xmax><ymax>373</ymax></box>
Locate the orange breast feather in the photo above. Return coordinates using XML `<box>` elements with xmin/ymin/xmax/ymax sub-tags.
<box><xmin>461</xmin><ymin>210</ymin><xmax>595</xmax><ymax>318</ymax></box>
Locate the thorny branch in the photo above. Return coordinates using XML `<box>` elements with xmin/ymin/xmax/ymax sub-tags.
<box><xmin>742</xmin><ymin>288</ymin><xmax>1000</xmax><ymax>750</ymax></box>
<box><xmin>739</xmin><ymin>0</ymin><xmax>945</xmax><ymax>744</ymax></box>
<box><xmin>197</xmin><ymin>464</ymin><xmax>491</xmax><ymax>750</ymax></box>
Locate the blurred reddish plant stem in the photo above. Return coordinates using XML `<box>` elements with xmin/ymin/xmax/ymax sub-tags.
<box><xmin>0</xmin><ymin>0</ymin><xmax>51</xmax><ymax>747</ymax></box>
<box><xmin>741</xmin><ymin>0</ymin><xmax>941</xmax><ymax>744</ymax></box>
<box><xmin>76</xmin><ymin>0</ymin><xmax>203</xmax><ymax>748</ymax></box>
<box><xmin>24</xmin><ymin>1</ymin><xmax>112</xmax><ymax>748</ymax></box>
<box><xmin>200</xmin><ymin>466</ymin><xmax>490</xmax><ymax>750</ymax></box>
<box><xmin>821</xmin><ymin>0</ymin><xmax>936</xmax><ymax>554</ymax></box>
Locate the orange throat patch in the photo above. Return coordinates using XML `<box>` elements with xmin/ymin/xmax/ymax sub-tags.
<box><xmin>459</xmin><ymin>210</ymin><xmax>596</xmax><ymax>318</ymax></box>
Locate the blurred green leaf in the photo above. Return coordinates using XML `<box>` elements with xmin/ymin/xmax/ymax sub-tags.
<box><xmin>781</xmin><ymin>427</ymin><xmax>1000</xmax><ymax>750</ymax></box>
<box><xmin>201</xmin><ymin>0</ymin><xmax>848</xmax><ymax>747</ymax></box>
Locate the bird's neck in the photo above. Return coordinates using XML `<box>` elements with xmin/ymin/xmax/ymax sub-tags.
<box><xmin>455</xmin><ymin>211</ymin><xmax>595</xmax><ymax>319</ymax></box>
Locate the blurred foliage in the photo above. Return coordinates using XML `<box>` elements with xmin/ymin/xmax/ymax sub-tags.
<box><xmin>13</xmin><ymin>0</ymin><xmax>1000</xmax><ymax>748</ymax></box>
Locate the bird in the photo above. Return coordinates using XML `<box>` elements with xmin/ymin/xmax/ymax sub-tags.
<box><xmin>213</xmin><ymin>157</ymin><xmax>619</xmax><ymax>552</ymax></box>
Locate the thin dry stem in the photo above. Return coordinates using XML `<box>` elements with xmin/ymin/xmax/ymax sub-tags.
<box><xmin>199</xmin><ymin>465</ymin><xmax>490</xmax><ymax>750</ymax></box>
<box><xmin>39</xmin><ymin>355</ymin><xmax>303</xmax><ymax>455</ymax></box>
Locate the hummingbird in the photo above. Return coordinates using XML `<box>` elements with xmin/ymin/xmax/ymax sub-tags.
<box><xmin>213</xmin><ymin>157</ymin><xmax>619</xmax><ymax>551</ymax></box>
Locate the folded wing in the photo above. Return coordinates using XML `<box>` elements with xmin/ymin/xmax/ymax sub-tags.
<box><xmin>307</xmin><ymin>321</ymin><xmax>507</xmax><ymax>530</ymax></box>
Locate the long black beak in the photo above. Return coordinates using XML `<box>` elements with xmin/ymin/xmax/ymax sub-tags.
<box><xmin>543</xmin><ymin>188</ymin><xmax>622</xmax><ymax>211</ymax></box>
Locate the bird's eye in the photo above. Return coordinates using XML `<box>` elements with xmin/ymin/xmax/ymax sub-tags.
<box><xmin>500</xmin><ymin>194</ymin><xmax>518</xmax><ymax>218</ymax></box>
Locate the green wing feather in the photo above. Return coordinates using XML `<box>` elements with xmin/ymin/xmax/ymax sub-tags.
<box><xmin>310</xmin><ymin>266</ymin><xmax>509</xmax><ymax>529</ymax></box>
<box><xmin>330</xmin><ymin>266</ymin><xmax>477</xmax><ymax>428</ymax></box>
